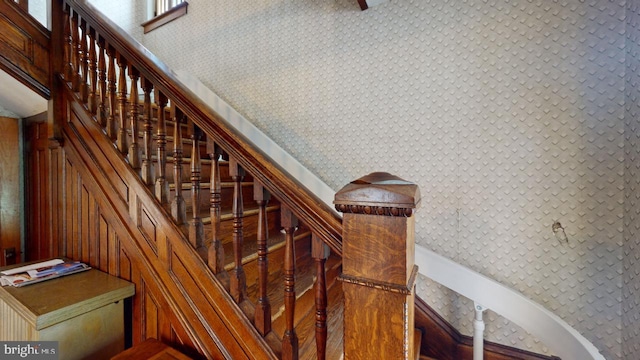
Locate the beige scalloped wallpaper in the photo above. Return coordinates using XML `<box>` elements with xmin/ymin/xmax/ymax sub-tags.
<box><xmin>91</xmin><ymin>0</ymin><xmax>640</xmax><ymax>359</ymax></box>
<box><xmin>624</xmin><ymin>1</ymin><xmax>640</xmax><ymax>359</ymax></box>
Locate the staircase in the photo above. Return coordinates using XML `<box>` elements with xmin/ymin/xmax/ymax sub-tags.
<box><xmin>2</xmin><ymin>1</ymin><xmax>567</xmax><ymax>360</ymax></box>
<box><xmin>47</xmin><ymin>1</ymin><xmax>405</xmax><ymax>359</ymax></box>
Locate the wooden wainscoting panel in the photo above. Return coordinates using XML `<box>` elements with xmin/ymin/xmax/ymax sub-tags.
<box><xmin>49</xmin><ymin>140</ymin><xmax>63</xmax><ymax>258</ymax></box>
<box><xmin>51</xmin><ymin>147</ymin><xmax>196</xmax><ymax>352</ymax></box>
<box><xmin>138</xmin><ymin>201</ymin><xmax>159</xmax><ymax>255</ymax></box>
<box><xmin>0</xmin><ymin>117</ymin><xmax>20</xmax><ymax>266</ymax></box>
<box><xmin>142</xmin><ymin>279</ymin><xmax>159</xmax><ymax>341</ymax></box>
<box><xmin>63</xmin><ymin>155</ymin><xmax>78</xmax><ymax>260</ymax></box>
<box><xmin>80</xmin><ymin>183</ymin><xmax>91</xmax><ymax>263</ymax></box>
<box><xmin>97</xmin><ymin>213</ymin><xmax>109</xmax><ymax>271</ymax></box>
<box><xmin>25</xmin><ymin>120</ymin><xmax>50</xmax><ymax>261</ymax></box>
<box><xmin>0</xmin><ymin>0</ymin><xmax>50</xmax><ymax>97</ymax></box>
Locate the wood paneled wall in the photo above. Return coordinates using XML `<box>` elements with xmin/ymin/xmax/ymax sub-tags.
<box><xmin>0</xmin><ymin>117</ymin><xmax>20</xmax><ymax>266</ymax></box>
<box><xmin>25</xmin><ymin>119</ymin><xmax>51</xmax><ymax>261</ymax></box>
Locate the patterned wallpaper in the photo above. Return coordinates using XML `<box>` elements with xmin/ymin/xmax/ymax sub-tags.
<box><xmin>90</xmin><ymin>1</ymin><xmax>640</xmax><ymax>359</ymax></box>
<box><xmin>86</xmin><ymin>0</ymin><xmax>144</xmax><ymax>42</ymax></box>
<box><xmin>624</xmin><ymin>1</ymin><xmax>640</xmax><ymax>359</ymax></box>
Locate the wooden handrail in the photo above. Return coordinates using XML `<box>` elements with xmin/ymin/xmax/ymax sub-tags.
<box><xmin>62</xmin><ymin>0</ymin><xmax>343</xmax><ymax>256</ymax></box>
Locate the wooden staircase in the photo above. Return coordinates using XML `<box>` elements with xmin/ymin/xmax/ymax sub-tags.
<box><xmin>43</xmin><ymin>1</ymin><xmax>358</xmax><ymax>358</ymax></box>
<box><xmin>5</xmin><ymin>1</ymin><xmax>564</xmax><ymax>359</ymax></box>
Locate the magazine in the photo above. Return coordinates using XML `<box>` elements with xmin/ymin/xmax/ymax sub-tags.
<box><xmin>0</xmin><ymin>259</ymin><xmax>91</xmax><ymax>287</ymax></box>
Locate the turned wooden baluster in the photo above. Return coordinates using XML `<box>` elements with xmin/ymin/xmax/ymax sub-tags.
<box><xmin>229</xmin><ymin>158</ymin><xmax>247</xmax><ymax>303</ymax></box>
<box><xmin>281</xmin><ymin>206</ymin><xmax>299</xmax><ymax>360</ymax></box>
<box><xmin>171</xmin><ymin>105</ymin><xmax>186</xmax><ymax>224</ymax></box>
<box><xmin>79</xmin><ymin>19</ymin><xmax>89</xmax><ymax>103</ymax></box>
<box><xmin>96</xmin><ymin>36</ymin><xmax>107</xmax><ymax>127</ymax></box>
<box><xmin>116</xmin><ymin>55</ymin><xmax>128</xmax><ymax>154</ymax></box>
<box><xmin>189</xmin><ymin>122</ymin><xmax>205</xmax><ymax>254</ymax></box>
<box><xmin>106</xmin><ymin>45</ymin><xmax>117</xmax><ymax>140</ymax></box>
<box><xmin>128</xmin><ymin>66</ymin><xmax>141</xmax><ymax>170</ymax></box>
<box><xmin>254</xmin><ymin>181</ymin><xmax>271</xmax><ymax>336</ymax></box>
<box><xmin>312</xmin><ymin>234</ymin><xmax>329</xmax><ymax>360</ymax></box>
<box><xmin>63</xmin><ymin>5</ymin><xmax>73</xmax><ymax>81</ymax></box>
<box><xmin>155</xmin><ymin>91</ymin><xmax>169</xmax><ymax>205</ymax></box>
<box><xmin>141</xmin><ymin>78</ymin><xmax>154</xmax><ymax>185</ymax></box>
<box><xmin>207</xmin><ymin>140</ymin><xmax>224</xmax><ymax>274</ymax></box>
<box><xmin>71</xmin><ymin>11</ymin><xmax>81</xmax><ymax>91</ymax></box>
<box><xmin>87</xmin><ymin>27</ymin><xmax>98</xmax><ymax>115</ymax></box>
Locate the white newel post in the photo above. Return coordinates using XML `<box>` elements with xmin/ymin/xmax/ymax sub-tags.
<box><xmin>473</xmin><ymin>303</ymin><xmax>486</xmax><ymax>360</ymax></box>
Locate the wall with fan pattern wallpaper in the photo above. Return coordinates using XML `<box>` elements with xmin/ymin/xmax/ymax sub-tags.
<box><xmin>89</xmin><ymin>0</ymin><xmax>640</xmax><ymax>359</ymax></box>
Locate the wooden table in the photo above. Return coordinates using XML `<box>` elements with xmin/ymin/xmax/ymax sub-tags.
<box><xmin>0</xmin><ymin>268</ymin><xmax>135</xmax><ymax>360</ymax></box>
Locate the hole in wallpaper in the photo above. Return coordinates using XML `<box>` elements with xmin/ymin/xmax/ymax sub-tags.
<box><xmin>552</xmin><ymin>221</ymin><xmax>569</xmax><ymax>244</ymax></box>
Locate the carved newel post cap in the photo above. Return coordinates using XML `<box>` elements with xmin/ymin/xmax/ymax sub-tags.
<box><xmin>334</xmin><ymin>172</ymin><xmax>420</xmax><ymax>216</ymax></box>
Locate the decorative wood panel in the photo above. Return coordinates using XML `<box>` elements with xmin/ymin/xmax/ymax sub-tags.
<box><xmin>0</xmin><ymin>0</ymin><xmax>50</xmax><ymax>98</ymax></box>
<box><xmin>138</xmin><ymin>202</ymin><xmax>158</xmax><ymax>255</ymax></box>
<box><xmin>25</xmin><ymin>120</ymin><xmax>49</xmax><ymax>261</ymax></box>
<box><xmin>0</xmin><ymin>117</ymin><xmax>21</xmax><ymax>265</ymax></box>
<box><xmin>143</xmin><ymin>280</ymin><xmax>159</xmax><ymax>340</ymax></box>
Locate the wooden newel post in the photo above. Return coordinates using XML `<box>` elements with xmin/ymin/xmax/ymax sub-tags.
<box><xmin>335</xmin><ymin>172</ymin><xmax>420</xmax><ymax>360</ymax></box>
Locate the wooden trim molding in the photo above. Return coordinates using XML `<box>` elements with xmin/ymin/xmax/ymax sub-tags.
<box><xmin>141</xmin><ymin>2</ymin><xmax>187</xmax><ymax>34</ymax></box>
<box><xmin>415</xmin><ymin>297</ymin><xmax>562</xmax><ymax>360</ymax></box>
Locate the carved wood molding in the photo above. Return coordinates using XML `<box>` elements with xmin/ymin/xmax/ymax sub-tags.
<box><xmin>335</xmin><ymin>203</ymin><xmax>415</xmax><ymax>217</ymax></box>
<box><xmin>334</xmin><ymin>172</ymin><xmax>420</xmax><ymax>217</ymax></box>
<box><xmin>338</xmin><ymin>265</ymin><xmax>418</xmax><ymax>294</ymax></box>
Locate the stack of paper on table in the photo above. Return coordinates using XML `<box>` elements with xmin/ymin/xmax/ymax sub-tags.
<box><xmin>0</xmin><ymin>259</ymin><xmax>91</xmax><ymax>287</ymax></box>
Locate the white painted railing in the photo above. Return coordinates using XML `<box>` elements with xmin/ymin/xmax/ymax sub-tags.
<box><xmin>174</xmin><ymin>70</ymin><xmax>605</xmax><ymax>360</ymax></box>
<box><xmin>415</xmin><ymin>245</ymin><xmax>606</xmax><ymax>360</ymax></box>
<box><xmin>473</xmin><ymin>303</ymin><xmax>486</xmax><ymax>360</ymax></box>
